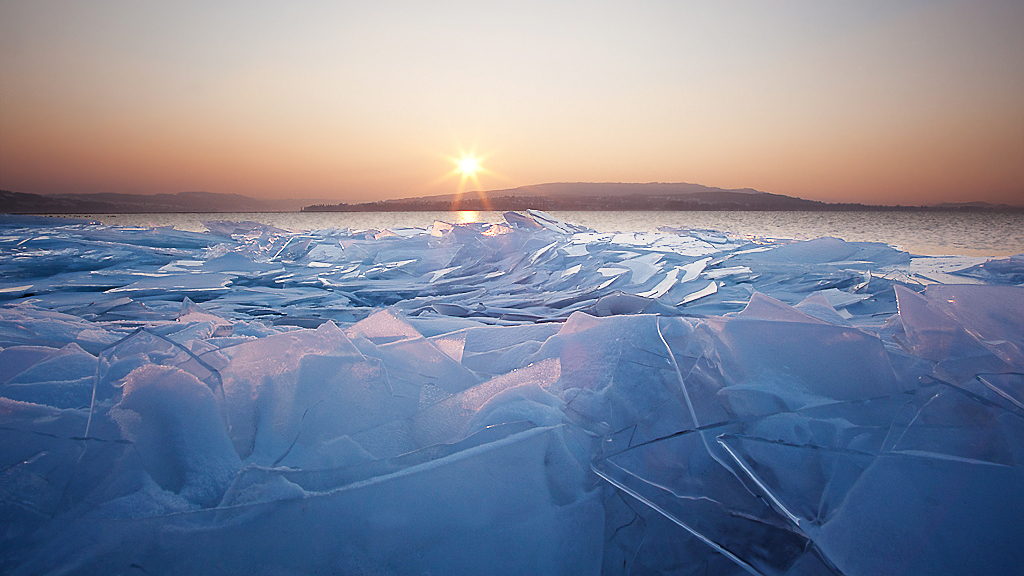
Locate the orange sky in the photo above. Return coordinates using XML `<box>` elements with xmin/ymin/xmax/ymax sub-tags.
<box><xmin>2</xmin><ymin>1</ymin><xmax>1022</xmax><ymax>206</ymax></box>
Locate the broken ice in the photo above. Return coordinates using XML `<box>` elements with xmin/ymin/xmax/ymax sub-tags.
<box><xmin>1</xmin><ymin>211</ymin><xmax>1022</xmax><ymax>575</ymax></box>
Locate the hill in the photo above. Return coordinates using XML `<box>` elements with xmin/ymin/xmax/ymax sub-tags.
<box><xmin>305</xmin><ymin>182</ymin><xmax>1024</xmax><ymax>212</ymax></box>
<box><xmin>306</xmin><ymin>182</ymin><xmax>845</xmax><ymax>212</ymax></box>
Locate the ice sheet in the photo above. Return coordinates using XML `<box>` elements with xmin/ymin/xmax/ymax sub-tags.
<box><xmin>1</xmin><ymin>212</ymin><xmax>1022</xmax><ymax>575</ymax></box>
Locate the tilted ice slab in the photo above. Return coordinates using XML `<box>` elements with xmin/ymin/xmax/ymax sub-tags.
<box><xmin>1</xmin><ymin>212</ymin><xmax>1023</xmax><ymax>575</ymax></box>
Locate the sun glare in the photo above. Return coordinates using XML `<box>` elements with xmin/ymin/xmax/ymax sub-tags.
<box><xmin>429</xmin><ymin>148</ymin><xmax>500</xmax><ymax>212</ymax></box>
<box><xmin>457</xmin><ymin>156</ymin><xmax>480</xmax><ymax>176</ymax></box>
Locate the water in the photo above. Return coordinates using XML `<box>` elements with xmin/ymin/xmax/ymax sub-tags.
<box><xmin>53</xmin><ymin>210</ymin><xmax>1024</xmax><ymax>257</ymax></box>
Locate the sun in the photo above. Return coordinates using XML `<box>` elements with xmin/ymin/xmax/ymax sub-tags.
<box><xmin>457</xmin><ymin>156</ymin><xmax>480</xmax><ymax>177</ymax></box>
<box><xmin>428</xmin><ymin>148</ymin><xmax>501</xmax><ymax>212</ymax></box>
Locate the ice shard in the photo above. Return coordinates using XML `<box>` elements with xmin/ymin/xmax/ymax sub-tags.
<box><xmin>0</xmin><ymin>213</ymin><xmax>1022</xmax><ymax>575</ymax></box>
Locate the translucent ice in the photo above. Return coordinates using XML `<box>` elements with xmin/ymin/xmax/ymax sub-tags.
<box><xmin>1</xmin><ymin>213</ymin><xmax>1022</xmax><ymax>575</ymax></box>
<box><xmin>109</xmin><ymin>364</ymin><xmax>241</xmax><ymax>509</ymax></box>
<box><xmin>0</xmin><ymin>343</ymin><xmax>97</xmax><ymax>408</ymax></box>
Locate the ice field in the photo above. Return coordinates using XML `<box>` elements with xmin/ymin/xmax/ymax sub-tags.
<box><xmin>1</xmin><ymin>211</ymin><xmax>1023</xmax><ymax>575</ymax></box>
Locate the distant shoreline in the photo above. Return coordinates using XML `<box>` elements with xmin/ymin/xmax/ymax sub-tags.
<box><xmin>301</xmin><ymin>197</ymin><xmax>1024</xmax><ymax>213</ymax></box>
<box><xmin>3</xmin><ymin>186</ymin><xmax>1021</xmax><ymax>214</ymax></box>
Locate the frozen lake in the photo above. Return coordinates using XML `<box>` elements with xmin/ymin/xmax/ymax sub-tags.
<box><xmin>55</xmin><ymin>209</ymin><xmax>1024</xmax><ymax>257</ymax></box>
<box><xmin>3</xmin><ymin>211</ymin><xmax>1023</xmax><ymax>575</ymax></box>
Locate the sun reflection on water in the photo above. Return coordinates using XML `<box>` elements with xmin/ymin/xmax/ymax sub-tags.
<box><xmin>455</xmin><ymin>210</ymin><xmax>479</xmax><ymax>224</ymax></box>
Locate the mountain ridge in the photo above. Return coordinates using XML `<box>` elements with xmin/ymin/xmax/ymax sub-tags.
<box><xmin>304</xmin><ymin>182</ymin><xmax>1024</xmax><ymax>212</ymax></box>
<box><xmin>403</xmin><ymin>182</ymin><xmax>766</xmax><ymax>203</ymax></box>
<box><xmin>2</xmin><ymin>186</ymin><xmax>1021</xmax><ymax>214</ymax></box>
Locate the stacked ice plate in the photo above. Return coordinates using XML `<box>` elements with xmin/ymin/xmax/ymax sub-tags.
<box><xmin>1</xmin><ymin>211</ymin><xmax>1022</xmax><ymax>575</ymax></box>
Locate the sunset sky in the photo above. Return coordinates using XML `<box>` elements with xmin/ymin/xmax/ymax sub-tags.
<box><xmin>1</xmin><ymin>1</ymin><xmax>1022</xmax><ymax>206</ymax></box>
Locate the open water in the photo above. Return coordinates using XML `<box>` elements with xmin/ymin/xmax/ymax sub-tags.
<box><xmin>54</xmin><ymin>210</ymin><xmax>1024</xmax><ymax>257</ymax></box>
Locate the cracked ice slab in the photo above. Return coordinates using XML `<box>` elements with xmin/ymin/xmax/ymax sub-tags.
<box><xmin>1</xmin><ymin>213</ymin><xmax>1023</xmax><ymax>575</ymax></box>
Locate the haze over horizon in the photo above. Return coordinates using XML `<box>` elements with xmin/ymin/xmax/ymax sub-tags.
<box><xmin>2</xmin><ymin>1</ymin><xmax>1022</xmax><ymax>207</ymax></box>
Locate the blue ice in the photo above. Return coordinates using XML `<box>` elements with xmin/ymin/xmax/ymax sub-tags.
<box><xmin>1</xmin><ymin>211</ymin><xmax>1022</xmax><ymax>575</ymax></box>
